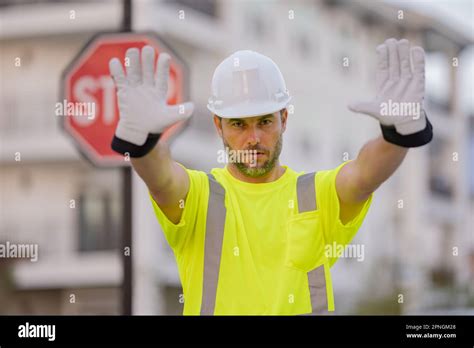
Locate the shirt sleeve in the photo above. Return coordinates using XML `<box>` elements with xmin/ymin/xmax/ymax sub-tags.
<box><xmin>149</xmin><ymin>164</ymin><xmax>207</xmax><ymax>253</ymax></box>
<box><xmin>315</xmin><ymin>160</ymin><xmax>373</xmax><ymax>267</ymax></box>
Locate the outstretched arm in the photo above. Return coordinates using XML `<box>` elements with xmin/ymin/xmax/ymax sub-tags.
<box><xmin>335</xmin><ymin>38</ymin><xmax>433</xmax><ymax>224</ymax></box>
<box><xmin>336</xmin><ymin>137</ymin><xmax>408</xmax><ymax>224</ymax></box>
<box><xmin>109</xmin><ymin>46</ymin><xmax>194</xmax><ymax>224</ymax></box>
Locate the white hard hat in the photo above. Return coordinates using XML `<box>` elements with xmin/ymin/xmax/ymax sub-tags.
<box><xmin>207</xmin><ymin>50</ymin><xmax>291</xmax><ymax>118</ymax></box>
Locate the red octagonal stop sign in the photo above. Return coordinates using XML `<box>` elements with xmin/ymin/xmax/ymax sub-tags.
<box><xmin>60</xmin><ymin>32</ymin><xmax>189</xmax><ymax>167</ymax></box>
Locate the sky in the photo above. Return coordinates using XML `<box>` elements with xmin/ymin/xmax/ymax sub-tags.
<box><xmin>385</xmin><ymin>0</ymin><xmax>473</xmax><ymax>114</ymax></box>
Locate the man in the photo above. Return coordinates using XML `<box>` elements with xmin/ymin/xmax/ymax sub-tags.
<box><xmin>108</xmin><ymin>38</ymin><xmax>433</xmax><ymax>315</ymax></box>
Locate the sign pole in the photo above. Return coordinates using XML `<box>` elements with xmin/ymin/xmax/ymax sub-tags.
<box><xmin>60</xmin><ymin>2</ymin><xmax>189</xmax><ymax>317</ymax></box>
<box><xmin>122</xmin><ymin>0</ymin><xmax>133</xmax><ymax>316</ymax></box>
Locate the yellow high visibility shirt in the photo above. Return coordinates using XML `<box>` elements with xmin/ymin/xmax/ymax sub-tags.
<box><xmin>149</xmin><ymin>161</ymin><xmax>372</xmax><ymax>315</ymax></box>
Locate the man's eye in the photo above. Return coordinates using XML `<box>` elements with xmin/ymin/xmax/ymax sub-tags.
<box><xmin>261</xmin><ymin>119</ymin><xmax>272</xmax><ymax>125</ymax></box>
<box><xmin>232</xmin><ymin>122</ymin><xmax>243</xmax><ymax>127</ymax></box>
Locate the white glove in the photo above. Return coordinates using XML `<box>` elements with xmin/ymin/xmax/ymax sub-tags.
<box><xmin>109</xmin><ymin>46</ymin><xmax>194</xmax><ymax>147</ymax></box>
<box><xmin>348</xmin><ymin>38</ymin><xmax>432</xmax><ymax>145</ymax></box>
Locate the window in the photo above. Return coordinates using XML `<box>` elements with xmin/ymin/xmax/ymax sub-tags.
<box><xmin>297</xmin><ymin>33</ymin><xmax>312</xmax><ymax>60</ymax></box>
<box><xmin>430</xmin><ymin>223</ymin><xmax>455</xmax><ymax>288</ymax></box>
<box><xmin>248</xmin><ymin>12</ymin><xmax>266</xmax><ymax>40</ymax></box>
<box><xmin>429</xmin><ymin>137</ymin><xmax>454</xmax><ymax>198</ymax></box>
<box><xmin>243</xmin><ymin>3</ymin><xmax>269</xmax><ymax>41</ymax></box>
<box><xmin>78</xmin><ymin>190</ymin><xmax>120</xmax><ymax>252</ymax></box>
<box><xmin>425</xmin><ymin>51</ymin><xmax>451</xmax><ymax>114</ymax></box>
<box><xmin>165</xmin><ymin>0</ymin><xmax>218</xmax><ymax>18</ymax></box>
<box><xmin>162</xmin><ymin>286</ymin><xmax>184</xmax><ymax>315</ymax></box>
<box><xmin>469</xmin><ymin>117</ymin><xmax>474</xmax><ymax>198</ymax></box>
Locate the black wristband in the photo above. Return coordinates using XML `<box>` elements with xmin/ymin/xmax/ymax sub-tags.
<box><xmin>111</xmin><ymin>133</ymin><xmax>162</xmax><ymax>158</ymax></box>
<box><xmin>380</xmin><ymin>114</ymin><xmax>433</xmax><ymax>148</ymax></box>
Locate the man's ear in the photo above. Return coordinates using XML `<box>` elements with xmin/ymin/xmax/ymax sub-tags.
<box><xmin>280</xmin><ymin>108</ymin><xmax>288</xmax><ymax>133</ymax></box>
<box><xmin>213</xmin><ymin>115</ymin><xmax>223</xmax><ymax>138</ymax></box>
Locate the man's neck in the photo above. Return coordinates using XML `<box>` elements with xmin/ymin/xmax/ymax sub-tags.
<box><xmin>227</xmin><ymin>162</ymin><xmax>286</xmax><ymax>184</ymax></box>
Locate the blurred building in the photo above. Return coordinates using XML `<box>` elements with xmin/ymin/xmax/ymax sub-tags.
<box><xmin>0</xmin><ymin>0</ymin><xmax>472</xmax><ymax>315</ymax></box>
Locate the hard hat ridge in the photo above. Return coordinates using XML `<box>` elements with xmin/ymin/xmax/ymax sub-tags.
<box><xmin>207</xmin><ymin>50</ymin><xmax>291</xmax><ymax>118</ymax></box>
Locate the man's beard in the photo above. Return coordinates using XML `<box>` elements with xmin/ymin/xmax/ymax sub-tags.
<box><xmin>223</xmin><ymin>134</ymin><xmax>283</xmax><ymax>178</ymax></box>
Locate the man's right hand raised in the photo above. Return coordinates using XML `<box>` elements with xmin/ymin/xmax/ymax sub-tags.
<box><xmin>109</xmin><ymin>46</ymin><xmax>194</xmax><ymax>157</ymax></box>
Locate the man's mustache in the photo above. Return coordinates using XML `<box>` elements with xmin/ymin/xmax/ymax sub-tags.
<box><xmin>244</xmin><ymin>146</ymin><xmax>268</xmax><ymax>154</ymax></box>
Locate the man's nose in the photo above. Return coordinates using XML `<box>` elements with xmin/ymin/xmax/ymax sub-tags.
<box><xmin>245</xmin><ymin>126</ymin><xmax>261</xmax><ymax>147</ymax></box>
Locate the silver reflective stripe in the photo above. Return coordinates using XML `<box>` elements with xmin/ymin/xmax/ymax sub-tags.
<box><xmin>307</xmin><ymin>265</ymin><xmax>329</xmax><ymax>314</ymax></box>
<box><xmin>200</xmin><ymin>173</ymin><xmax>226</xmax><ymax>315</ymax></box>
<box><xmin>296</xmin><ymin>173</ymin><xmax>317</xmax><ymax>213</ymax></box>
<box><xmin>296</xmin><ymin>172</ymin><xmax>329</xmax><ymax>314</ymax></box>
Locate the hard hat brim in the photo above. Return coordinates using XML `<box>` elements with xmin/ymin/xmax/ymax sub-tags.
<box><xmin>207</xmin><ymin>97</ymin><xmax>291</xmax><ymax>119</ymax></box>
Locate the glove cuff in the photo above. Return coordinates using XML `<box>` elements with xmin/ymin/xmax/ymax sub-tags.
<box><xmin>380</xmin><ymin>113</ymin><xmax>433</xmax><ymax>148</ymax></box>
<box><xmin>111</xmin><ymin>133</ymin><xmax>162</xmax><ymax>158</ymax></box>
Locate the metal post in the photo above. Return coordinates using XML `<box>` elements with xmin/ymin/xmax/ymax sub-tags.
<box><xmin>122</xmin><ymin>0</ymin><xmax>132</xmax><ymax>32</ymax></box>
<box><xmin>122</xmin><ymin>0</ymin><xmax>133</xmax><ymax>316</ymax></box>
<box><xmin>122</xmin><ymin>166</ymin><xmax>132</xmax><ymax>315</ymax></box>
